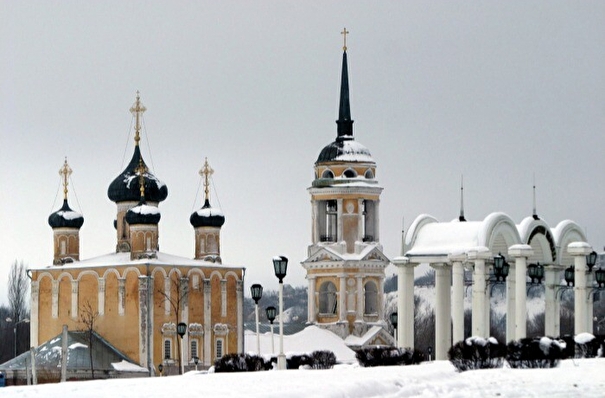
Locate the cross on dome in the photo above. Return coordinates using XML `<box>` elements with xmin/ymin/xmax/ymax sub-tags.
<box><xmin>199</xmin><ymin>157</ymin><xmax>214</xmax><ymax>202</ymax></box>
<box><xmin>59</xmin><ymin>157</ymin><xmax>72</xmax><ymax>200</ymax></box>
<box><xmin>129</xmin><ymin>91</ymin><xmax>147</xmax><ymax>146</ymax></box>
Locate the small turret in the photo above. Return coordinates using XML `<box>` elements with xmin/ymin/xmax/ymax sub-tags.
<box><xmin>49</xmin><ymin>158</ymin><xmax>84</xmax><ymax>265</ymax></box>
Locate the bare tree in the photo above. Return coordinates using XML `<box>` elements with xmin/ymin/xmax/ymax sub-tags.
<box><xmin>79</xmin><ymin>300</ymin><xmax>100</xmax><ymax>379</ymax></box>
<box><xmin>156</xmin><ymin>275</ymin><xmax>189</xmax><ymax>374</ymax></box>
<box><xmin>8</xmin><ymin>260</ymin><xmax>28</xmax><ymax>322</ymax></box>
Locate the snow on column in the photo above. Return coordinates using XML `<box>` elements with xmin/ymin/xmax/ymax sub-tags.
<box><xmin>394</xmin><ymin>257</ymin><xmax>415</xmax><ymax>349</ymax></box>
<box><xmin>469</xmin><ymin>248</ymin><xmax>490</xmax><ymax>337</ymax></box>
<box><xmin>433</xmin><ymin>263</ymin><xmax>452</xmax><ymax>360</ymax></box>
<box><xmin>509</xmin><ymin>245</ymin><xmax>532</xmax><ymax>340</ymax></box>
<box><xmin>568</xmin><ymin>242</ymin><xmax>592</xmax><ymax>335</ymax></box>
<box><xmin>449</xmin><ymin>255</ymin><xmax>465</xmax><ymax>345</ymax></box>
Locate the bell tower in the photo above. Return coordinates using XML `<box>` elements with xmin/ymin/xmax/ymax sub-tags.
<box><xmin>302</xmin><ymin>30</ymin><xmax>390</xmax><ymax>339</ymax></box>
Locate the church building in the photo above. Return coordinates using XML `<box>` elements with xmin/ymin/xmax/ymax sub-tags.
<box><xmin>302</xmin><ymin>30</ymin><xmax>391</xmax><ymax>344</ymax></box>
<box><xmin>28</xmin><ymin>93</ymin><xmax>245</xmax><ymax>375</ymax></box>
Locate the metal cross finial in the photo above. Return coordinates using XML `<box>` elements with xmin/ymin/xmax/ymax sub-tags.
<box><xmin>135</xmin><ymin>158</ymin><xmax>148</xmax><ymax>198</ymax></box>
<box><xmin>199</xmin><ymin>157</ymin><xmax>214</xmax><ymax>202</ymax></box>
<box><xmin>341</xmin><ymin>28</ymin><xmax>349</xmax><ymax>51</ymax></box>
<box><xmin>59</xmin><ymin>157</ymin><xmax>72</xmax><ymax>200</ymax></box>
<box><xmin>129</xmin><ymin>91</ymin><xmax>147</xmax><ymax>146</ymax></box>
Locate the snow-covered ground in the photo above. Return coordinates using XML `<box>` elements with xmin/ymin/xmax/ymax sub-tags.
<box><xmin>3</xmin><ymin>358</ymin><xmax>605</xmax><ymax>397</ymax></box>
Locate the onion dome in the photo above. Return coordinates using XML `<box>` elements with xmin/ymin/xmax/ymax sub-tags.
<box><xmin>49</xmin><ymin>158</ymin><xmax>84</xmax><ymax>229</ymax></box>
<box><xmin>107</xmin><ymin>93</ymin><xmax>168</xmax><ymax>203</ymax></box>
<box><xmin>190</xmin><ymin>158</ymin><xmax>225</xmax><ymax>228</ymax></box>
<box><xmin>125</xmin><ymin>199</ymin><xmax>161</xmax><ymax>225</ymax></box>
<box><xmin>190</xmin><ymin>199</ymin><xmax>225</xmax><ymax>228</ymax></box>
<box><xmin>316</xmin><ymin>32</ymin><xmax>374</xmax><ymax>165</ymax></box>
<box><xmin>48</xmin><ymin>199</ymin><xmax>84</xmax><ymax>229</ymax></box>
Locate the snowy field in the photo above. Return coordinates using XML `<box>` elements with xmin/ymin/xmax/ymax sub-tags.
<box><xmin>3</xmin><ymin>358</ymin><xmax>605</xmax><ymax>398</ymax></box>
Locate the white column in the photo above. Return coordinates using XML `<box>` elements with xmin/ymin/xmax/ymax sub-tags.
<box><xmin>181</xmin><ymin>277</ymin><xmax>189</xmax><ymax>365</ymax></box>
<box><xmin>394</xmin><ymin>257</ymin><xmax>415</xmax><ymax>349</ymax></box>
<box><xmin>236</xmin><ymin>280</ymin><xmax>243</xmax><ymax>353</ymax></box>
<box><xmin>138</xmin><ymin>276</ymin><xmax>150</xmax><ymax>370</ymax></box>
<box><xmin>469</xmin><ymin>247</ymin><xmax>490</xmax><ymax>337</ymax></box>
<box><xmin>30</xmin><ymin>280</ymin><xmax>39</xmax><ymax>348</ymax></box>
<box><xmin>71</xmin><ymin>280</ymin><xmax>79</xmax><ymax>319</ymax></box>
<box><xmin>356</xmin><ymin>275</ymin><xmax>363</xmax><ymax>321</ymax></box>
<box><xmin>203</xmin><ymin>279</ymin><xmax>212</xmax><ymax>367</ymax></box>
<box><xmin>98</xmin><ymin>278</ymin><xmax>105</xmax><ymax>316</ymax></box>
<box><xmin>506</xmin><ymin>261</ymin><xmax>516</xmax><ymax>343</ymax></box>
<box><xmin>587</xmin><ymin>272</ymin><xmax>594</xmax><ymax>334</ymax></box>
<box><xmin>220</xmin><ymin>279</ymin><xmax>227</xmax><ymax>317</ymax></box>
<box><xmin>336</xmin><ymin>198</ymin><xmax>343</xmax><ymax>242</ymax></box>
<box><xmin>509</xmin><ymin>245</ymin><xmax>533</xmax><ymax>340</ymax></box>
<box><xmin>433</xmin><ymin>264</ymin><xmax>452</xmax><ymax>360</ymax></box>
<box><xmin>449</xmin><ymin>255</ymin><xmax>465</xmax><ymax>344</ymax></box>
<box><xmin>52</xmin><ymin>280</ymin><xmax>59</xmax><ymax>318</ymax></box>
<box><xmin>338</xmin><ymin>274</ymin><xmax>346</xmax><ymax>321</ymax></box>
<box><xmin>568</xmin><ymin>242</ymin><xmax>592</xmax><ymax>334</ymax></box>
<box><xmin>164</xmin><ymin>277</ymin><xmax>171</xmax><ymax>315</ymax></box>
<box><xmin>307</xmin><ymin>275</ymin><xmax>316</xmax><ymax>323</ymax></box>
<box><xmin>544</xmin><ymin>266</ymin><xmax>562</xmax><ymax>337</ymax></box>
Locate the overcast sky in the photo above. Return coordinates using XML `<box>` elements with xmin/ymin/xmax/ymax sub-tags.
<box><xmin>1</xmin><ymin>1</ymin><xmax>604</xmax><ymax>304</ymax></box>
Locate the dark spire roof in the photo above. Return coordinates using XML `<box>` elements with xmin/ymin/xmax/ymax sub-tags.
<box><xmin>125</xmin><ymin>197</ymin><xmax>161</xmax><ymax>225</ymax></box>
<box><xmin>48</xmin><ymin>199</ymin><xmax>84</xmax><ymax>229</ymax></box>
<box><xmin>190</xmin><ymin>199</ymin><xmax>225</xmax><ymax>228</ymax></box>
<box><xmin>336</xmin><ymin>50</ymin><xmax>354</xmax><ymax>140</ymax></box>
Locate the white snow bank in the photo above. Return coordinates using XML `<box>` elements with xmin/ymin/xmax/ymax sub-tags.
<box><xmin>111</xmin><ymin>360</ymin><xmax>148</xmax><ymax>372</ymax></box>
<box><xmin>574</xmin><ymin>332</ymin><xmax>595</xmax><ymax>345</ymax></box>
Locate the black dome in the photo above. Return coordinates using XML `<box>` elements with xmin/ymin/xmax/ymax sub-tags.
<box><xmin>108</xmin><ymin>146</ymin><xmax>168</xmax><ymax>203</ymax></box>
<box><xmin>125</xmin><ymin>200</ymin><xmax>161</xmax><ymax>225</ymax></box>
<box><xmin>48</xmin><ymin>199</ymin><xmax>84</xmax><ymax>229</ymax></box>
<box><xmin>190</xmin><ymin>199</ymin><xmax>225</xmax><ymax>228</ymax></box>
<box><xmin>316</xmin><ymin>138</ymin><xmax>374</xmax><ymax>164</ymax></box>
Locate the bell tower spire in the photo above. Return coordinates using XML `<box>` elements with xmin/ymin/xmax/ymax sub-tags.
<box><xmin>336</xmin><ymin>28</ymin><xmax>353</xmax><ymax>140</ymax></box>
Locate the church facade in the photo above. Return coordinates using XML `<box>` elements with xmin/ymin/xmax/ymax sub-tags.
<box><xmin>29</xmin><ymin>94</ymin><xmax>244</xmax><ymax>375</ymax></box>
<box><xmin>302</xmin><ymin>32</ymin><xmax>391</xmax><ymax>343</ymax></box>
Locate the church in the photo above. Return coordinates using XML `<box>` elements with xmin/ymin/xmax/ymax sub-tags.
<box><xmin>28</xmin><ymin>93</ymin><xmax>245</xmax><ymax>376</ymax></box>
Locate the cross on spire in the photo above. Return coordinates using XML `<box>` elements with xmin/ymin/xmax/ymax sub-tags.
<box><xmin>59</xmin><ymin>157</ymin><xmax>72</xmax><ymax>200</ymax></box>
<box><xmin>129</xmin><ymin>91</ymin><xmax>147</xmax><ymax>147</ymax></box>
<box><xmin>135</xmin><ymin>158</ymin><xmax>148</xmax><ymax>199</ymax></box>
<box><xmin>199</xmin><ymin>157</ymin><xmax>214</xmax><ymax>202</ymax></box>
<box><xmin>341</xmin><ymin>27</ymin><xmax>349</xmax><ymax>51</ymax></box>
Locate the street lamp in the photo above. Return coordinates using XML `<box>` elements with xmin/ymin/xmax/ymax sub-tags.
<box><xmin>7</xmin><ymin>318</ymin><xmax>30</xmax><ymax>358</ymax></box>
<box><xmin>389</xmin><ymin>312</ymin><xmax>398</xmax><ymax>348</ymax></box>
<box><xmin>527</xmin><ymin>263</ymin><xmax>545</xmax><ymax>285</ymax></box>
<box><xmin>158</xmin><ymin>363</ymin><xmax>163</xmax><ymax>377</ymax></box>
<box><xmin>193</xmin><ymin>356</ymin><xmax>199</xmax><ymax>372</ymax></box>
<box><xmin>273</xmin><ymin>255</ymin><xmax>288</xmax><ymax>370</ymax></box>
<box><xmin>250</xmin><ymin>283</ymin><xmax>263</xmax><ymax>355</ymax></box>
<box><xmin>427</xmin><ymin>346</ymin><xmax>433</xmax><ymax>362</ymax></box>
<box><xmin>176</xmin><ymin>322</ymin><xmax>187</xmax><ymax>375</ymax></box>
<box><xmin>266</xmin><ymin>306</ymin><xmax>277</xmax><ymax>354</ymax></box>
<box><xmin>587</xmin><ymin>251</ymin><xmax>598</xmax><ymax>272</ymax></box>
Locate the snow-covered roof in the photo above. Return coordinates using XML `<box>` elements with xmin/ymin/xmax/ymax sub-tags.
<box><xmin>29</xmin><ymin>251</ymin><xmax>243</xmax><ymax>271</ymax></box>
<box><xmin>316</xmin><ymin>139</ymin><xmax>375</xmax><ymax>164</ymax></box>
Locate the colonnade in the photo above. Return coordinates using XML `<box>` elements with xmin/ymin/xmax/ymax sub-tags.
<box><xmin>394</xmin><ymin>241</ymin><xmax>595</xmax><ymax>360</ymax></box>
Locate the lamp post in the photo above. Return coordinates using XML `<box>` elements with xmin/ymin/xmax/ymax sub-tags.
<box><xmin>193</xmin><ymin>356</ymin><xmax>199</xmax><ymax>371</ymax></box>
<box><xmin>389</xmin><ymin>312</ymin><xmax>398</xmax><ymax>348</ymax></box>
<box><xmin>7</xmin><ymin>317</ymin><xmax>30</xmax><ymax>358</ymax></box>
<box><xmin>176</xmin><ymin>322</ymin><xmax>187</xmax><ymax>375</ymax></box>
<box><xmin>587</xmin><ymin>251</ymin><xmax>598</xmax><ymax>272</ymax></box>
<box><xmin>158</xmin><ymin>363</ymin><xmax>163</xmax><ymax>377</ymax></box>
<box><xmin>427</xmin><ymin>346</ymin><xmax>433</xmax><ymax>362</ymax></box>
<box><xmin>266</xmin><ymin>306</ymin><xmax>277</xmax><ymax>354</ymax></box>
<box><xmin>250</xmin><ymin>283</ymin><xmax>263</xmax><ymax>355</ymax></box>
<box><xmin>273</xmin><ymin>255</ymin><xmax>288</xmax><ymax>370</ymax></box>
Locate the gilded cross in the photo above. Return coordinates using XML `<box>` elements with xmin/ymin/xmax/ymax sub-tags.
<box><xmin>199</xmin><ymin>157</ymin><xmax>214</xmax><ymax>202</ymax></box>
<box><xmin>129</xmin><ymin>91</ymin><xmax>147</xmax><ymax>146</ymax></box>
<box><xmin>135</xmin><ymin>158</ymin><xmax>148</xmax><ymax>198</ymax></box>
<box><xmin>341</xmin><ymin>28</ymin><xmax>349</xmax><ymax>51</ymax></box>
<box><xmin>59</xmin><ymin>157</ymin><xmax>72</xmax><ymax>200</ymax></box>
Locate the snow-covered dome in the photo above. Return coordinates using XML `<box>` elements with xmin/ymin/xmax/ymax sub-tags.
<box><xmin>316</xmin><ymin>138</ymin><xmax>374</xmax><ymax>164</ymax></box>
<box><xmin>190</xmin><ymin>199</ymin><xmax>225</xmax><ymax>228</ymax></box>
<box><xmin>107</xmin><ymin>146</ymin><xmax>168</xmax><ymax>204</ymax></box>
<box><xmin>125</xmin><ymin>200</ymin><xmax>161</xmax><ymax>225</ymax></box>
<box><xmin>48</xmin><ymin>199</ymin><xmax>84</xmax><ymax>229</ymax></box>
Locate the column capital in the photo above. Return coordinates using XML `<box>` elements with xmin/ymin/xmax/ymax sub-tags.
<box><xmin>567</xmin><ymin>241</ymin><xmax>593</xmax><ymax>256</ymax></box>
<box><xmin>508</xmin><ymin>244</ymin><xmax>533</xmax><ymax>258</ymax></box>
<box><xmin>467</xmin><ymin>246</ymin><xmax>491</xmax><ymax>261</ymax></box>
<box><xmin>392</xmin><ymin>256</ymin><xmax>418</xmax><ymax>268</ymax></box>
<box><xmin>448</xmin><ymin>253</ymin><xmax>467</xmax><ymax>263</ymax></box>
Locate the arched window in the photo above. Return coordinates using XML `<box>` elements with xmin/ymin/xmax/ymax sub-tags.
<box><xmin>164</xmin><ymin>339</ymin><xmax>172</xmax><ymax>359</ymax></box>
<box><xmin>319</xmin><ymin>281</ymin><xmax>337</xmax><ymax>314</ymax></box>
<box><xmin>343</xmin><ymin>168</ymin><xmax>357</xmax><ymax>178</ymax></box>
<box><xmin>364</xmin><ymin>281</ymin><xmax>378</xmax><ymax>314</ymax></box>
<box><xmin>364</xmin><ymin>169</ymin><xmax>374</xmax><ymax>179</ymax></box>
<box><xmin>322</xmin><ymin>169</ymin><xmax>334</xmax><ymax>179</ymax></box>
<box><xmin>215</xmin><ymin>338</ymin><xmax>224</xmax><ymax>359</ymax></box>
<box><xmin>190</xmin><ymin>339</ymin><xmax>198</xmax><ymax>359</ymax></box>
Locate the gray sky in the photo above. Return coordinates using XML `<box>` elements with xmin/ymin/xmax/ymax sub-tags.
<box><xmin>1</xmin><ymin>1</ymin><xmax>604</xmax><ymax>304</ymax></box>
